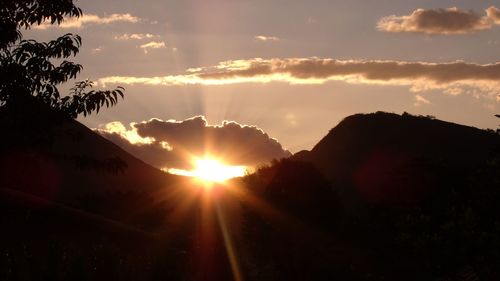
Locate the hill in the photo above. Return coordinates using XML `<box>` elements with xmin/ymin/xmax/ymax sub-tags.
<box><xmin>237</xmin><ymin>112</ymin><xmax>500</xmax><ymax>280</ymax></box>
<box><xmin>0</xmin><ymin>99</ymin><xmax>210</xmax><ymax>280</ymax></box>
<box><xmin>0</xmin><ymin>98</ymin><xmax>185</xmax><ymax>229</ymax></box>
<box><xmin>293</xmin><ymin>111</ymin><xmax>500</xmax><ymax>209</ymax></box>
<box><xmin>2</xmin><ymin>106</ymin><xmax>499</xmax><ymax>280</ymax></box>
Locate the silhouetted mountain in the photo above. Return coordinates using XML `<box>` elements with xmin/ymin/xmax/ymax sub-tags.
<box><xmin>0</xmin><ymin>99</ymin><xmax>207</xmax><ymax>280</ymax></box>
<box><xmin>0</xmin><ymin>98</ymin><xmax>184</xmax><ymax>229</ymax></box>
<box><xmin>2</xmin><ymin>104</ymin><xmax>500</xmax><ymax>280</ymax></box>
<box><xmin>293</xmin><ymin>111</ymin><xmax>500</xmax><ymax>210</ymax></box>
<box><xmin>238</xmin><ymin>112</ymin><xmax>500</xmax><ymax>280</ymax></box>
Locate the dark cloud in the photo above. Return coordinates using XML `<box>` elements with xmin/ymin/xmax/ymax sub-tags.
<box><xmin>378</xmin><ymin>6</ymin><xmax>500</xmax><ymax>35</ymax></box>
<box><xmin>195</xmin><ymin>59</ymin><xmax>500</xmax><ymax>83</ymax></box>
<box><xmin>96</xmin><ymin>116</ymin><xmax>291</xmax><ymax>171</ymax></box>
<box><xmin>98</xmin><ymin>58</ymin><xmax>500</xmax><ymax>100</ymax></box>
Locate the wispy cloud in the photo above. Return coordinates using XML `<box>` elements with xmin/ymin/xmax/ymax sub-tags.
<box><xmin>98</xmin><ymin>57</ymin><xmax>500</xmax><ymax>100</ymax></box>
<box><xmin>378</xmin><ymin>6</ymin><xmax>500</xmax><ymax>35</ymax></box>
<box><xmin>91</xmin><ymin>46</ymin><xmax>103</xmax><ymax>54</ymax></box>
<box><xmin>414</xmin><ymin>94</ymin><xmax>431</xmax><ymax>107</ymax></box>
<box><xmin>139</xmin><ymin>41</ymin><xmax>166</xmax><ymax>53</ymax></box>
<box><xmin>113</xmin><ymin>33</ymin><xmax>158</xmax><ymax>40</ymax></box>
<box><xmin>35</xmin><ymin>13</ymin><xmax>139</xmax><ymax>29</ymax></box>
<box><xmin>255</xmin><ymin>35</ymin><xmax>280</xmax><ymax>42</ymax></box>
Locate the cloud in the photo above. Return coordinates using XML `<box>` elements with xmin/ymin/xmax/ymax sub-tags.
<box><xmin>98</xmin><ymin>121</ymin><xmax>154</xmax><ymax>145</ymax></box>
<box><xmin>91</xmin><ymin>47</ymin><xmax>103</xmax><ymax>54</ymax></box>
<box><xmin>35</xmin><ymin>13</ymin><xmax>139</xmax><ymax>29</ymax></box>
<box><xmin>486</xmin><ymin>6</ymin><xmax>500</xmax><ymax>24</ymax></box>
<box><xmin>114</xmin><ymin>33</ymin><xmax>158</xmax><ymax>40</ymax></box>
<box><xmin>414</xmin><ymin>94</ymin><xmax>431</xmax><ymax>107</ymax></box>
<box><xmin>140</xmin><ymin>41</ymin><xmax>166</xmax><ymax>53</ymax></box>
<box><xmin>98</xmin><ymin>57</ymin><xmax>500</xmax><ymax>99</ymax></box>
<box><xmin>95</xmin><ymin>116</ymin><xmax>291</xmax><ymax>171</ymax></box>
<box><xmin>255</xmin><ymin>35</ymin><xmax>280</xmax><ymax>42</ymax></box>
<box><xmin>377</xmin><ymin>6</ymin><xmax>500</xmax><ymax>35</ymax></box>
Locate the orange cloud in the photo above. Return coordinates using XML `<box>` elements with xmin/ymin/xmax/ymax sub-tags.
<box><xmin>114</xmin><ymin>33</ymin><xmax>158</xmax><ymax>40</ymax></box>
<box><xmin>378</xmin><ymin>6</ymin><xmax>500</xmax><ymax>35</ymax></box>
<box><xmin>96</xmin><ymin>116</ymin><xmax>291</xmax><ymax>171</ymax></box>
<box><xmin>486</xmin><ymin>6</ymin><xmax>500</xmax><ymax>24</ymax></box>
<box><xmin>98</xmin><ymin>58</ymin><xmax>500</xmax><ymax>99</ymax></box>
<box><xmin>414</xmin><ymin>94</ymin><xmax>431</xmax><ymax>107</ymax></box>
<box><xmin>35</xmin><ymin>13</ymin><xmax>139</xmax><ymax>29</ymax></box>
<box><xmin>139</xmin><ymin>41</ymin><xmax>166</xmax><ymax>53</ymax></box>
<box><xmin>255</xmin><ymin>35</ymin><xmax>280</xmax><ymax>41</ymax></box>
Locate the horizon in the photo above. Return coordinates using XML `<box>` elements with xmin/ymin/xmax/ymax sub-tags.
<box><xmin>2</xmin><ymin>1</ymin><xmax>500</xmax><ymax>280</ymax></box>
<box><xmin>23</xmin><ymin>0</ymin><xmax>500</xmax><ymax>172</ymax></box>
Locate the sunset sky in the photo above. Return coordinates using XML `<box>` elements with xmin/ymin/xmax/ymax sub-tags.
<box><xmin>26</xmin><ymin>0</ymin><xmax>500</xmax><ymax>171</ymax></box>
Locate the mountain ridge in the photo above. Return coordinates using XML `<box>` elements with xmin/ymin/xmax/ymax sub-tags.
<box><xmin>0</xmin><ymin>98</ymin><xmax>184</xmax><ymax>230</ymax></box>
<box><xmin>292</xmin><ymin>111</ymin><xmax>499</xmax><ymax>208</ymax></box>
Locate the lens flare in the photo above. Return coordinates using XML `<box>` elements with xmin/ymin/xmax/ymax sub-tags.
<box><xmin>167</xmin><ymin>157</ymin><xmax>246</xmax><ymax>183</ymax></box>
<box><xmin>192</xmin><ymin>158</ymin><xmax>246</xmax><ymax>183</ymax></box>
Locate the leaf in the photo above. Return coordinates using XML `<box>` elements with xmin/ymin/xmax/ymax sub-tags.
<box><xmin>1</xmin><ymin>2</ymin><xmax>124</xmax><ymax>119</ymax></box>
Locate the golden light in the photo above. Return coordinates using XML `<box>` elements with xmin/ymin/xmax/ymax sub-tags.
<box><xmin>192</xmin><ymin>158</ymin><xmax>246</xmax><ymax>183</ymax></box>
<box><xmin>167</xmin><ymin>157</ymin><xmax>246</xmax><ymax>183</ymax></box>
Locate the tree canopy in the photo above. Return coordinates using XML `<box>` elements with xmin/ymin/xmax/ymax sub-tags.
<box><xmin>0</xmin><ymin>0</ymin><xmax>124</xmax><ymax>118</ymax></box>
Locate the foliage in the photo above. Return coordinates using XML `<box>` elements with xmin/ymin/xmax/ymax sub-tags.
<box><xmin>240</xmin><ymin>159</ymin><xmax>343</xmax><ymax>280</ymax></box>
<box><xmin>0</xmin><ymin>0</ymin><xmax>124</xmax><ymax>118</ymax></box>
<box><xmin>0</xmin><ymin>0</ymin><xmax>82</xmax><ymax>48</ymax></box>
<box><xmin>496</xmin><ymin>114</ymin><xmax>500</xmax><ymax>134</ymax></box>
<box><xmin>241</xmin><ymin>147</ymin><xmax>500</xmax><ymax>280</ymax></box>
<box><xmin>244</xmin><ymin>159</ymin><xmax>340</xmax><ymax>228</ymax></box>
<box><xmin>0</xmin><ymin>192</ymin><xmax>189</xmax><ymax>281</ymax></box>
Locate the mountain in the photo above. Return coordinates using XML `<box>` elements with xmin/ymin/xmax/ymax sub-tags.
<box><xmin>2</xmin><ymin>105</ymin><xmax>499</xmax><ymax>280</ymax></box>
<box><xmin>293</xmin><ymin>111</ymin><xmax>500</xmax><ymax>210</ymax></box>
<box><xmin>0</xmin><ymin>99</ymin><xmax>241</xmax><ymax>280</ymax></box>
<box><xmin>0</xmin><ymin>98</ymin><xmax>185</xmax><ymax>230</ymax></box>
<box><xmin>238</xmin><ymin>112</ymin><xmax>500</xmax><ymax>280</ymax></box>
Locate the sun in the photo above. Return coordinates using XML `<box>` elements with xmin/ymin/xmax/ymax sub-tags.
<box><xmin>162</xmin><ymin>156</ymin><xmax>241</xmax><ymax>185</ymax></box>
<box><xmin>166</xmin><ymin>157</ymin><xmax>247</xmax><ymax>183</ymax></box>
<box><xmin>191</xmin><ymin>158</ymin><xmax>246</xmax><ymax>183</ymax></box>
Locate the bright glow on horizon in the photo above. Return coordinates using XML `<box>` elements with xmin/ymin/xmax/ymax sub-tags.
<box><xmin>167</xmin><ymin>157</ymin><xmax>246</xmax><ymax>183</ymax></box>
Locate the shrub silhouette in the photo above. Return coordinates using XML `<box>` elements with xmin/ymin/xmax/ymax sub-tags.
<box><xmin>244</xmin><ymin>158</ymin><xmax>340</xmax><ymax>229</ymax></box>
<box><xmin>240</xmin><ymin>159</ymin><xmax>342</xmax><ymax>280</ymax></box>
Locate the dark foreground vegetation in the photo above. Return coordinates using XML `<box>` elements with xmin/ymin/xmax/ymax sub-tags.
<box><xmin>1</xmin><ymin>106</ymin><xmax>499</xmax><ymax>281</ymax></box>
<box><xmin>241</xmin><ymin>112</ymin><xmax>500</xmax><ymax>280</ymax></box>
<box><xmin>1</xmin><ymin>1</ymin><xmax>500</xmax><ymax>280</ymax></box>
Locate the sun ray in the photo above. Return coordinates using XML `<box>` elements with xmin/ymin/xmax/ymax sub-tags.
<box><xmin>215</xmin><ymin>198</ymin><xmax>244</xmax><ymax>281</ymax></box>
<box><xmin>168</xmin><ymin>156</ymin><xmax>246</xmax><ymax>185</ymax></box>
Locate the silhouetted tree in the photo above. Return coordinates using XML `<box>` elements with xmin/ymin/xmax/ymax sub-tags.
<box><xmin>0</xmin><ymin>0</ymin><xmax>128</xmax><ymax>175</ymax></box>
<box><xmin>0</xmin><ymin>0</ymin><xmax>124</xmax><ymax>118</ymax></box>
<box><xmin>496</xmin><ymin>114</ymin><xmax>500</xmax><ymax>134</ymax></box>
<box><xmin>240</xmin><ymin>159</ymin><xmax>342</xmax><ymax>280</ymax></box>
<box><xmin>245</xmin><ymin>159</ymin><xmax>340</xmax><ymax>228</ymax></box>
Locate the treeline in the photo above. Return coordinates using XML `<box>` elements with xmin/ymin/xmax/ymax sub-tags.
<box><xmin>238</xmin><ymin>146</ymin><xmax>500</xmax><ymax>280</ymax></box>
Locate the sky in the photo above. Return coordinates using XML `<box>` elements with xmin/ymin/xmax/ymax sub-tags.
<box><xmin>26</xmin><ymin>0</ymin><xmax>500</xmax><ymax>171</ymax></box>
